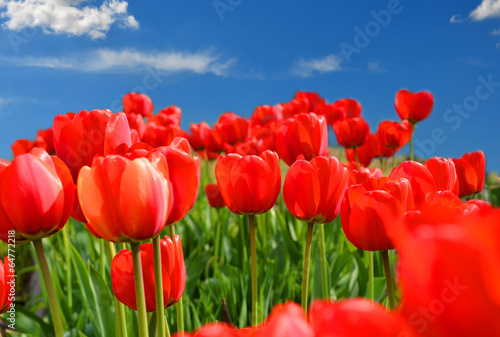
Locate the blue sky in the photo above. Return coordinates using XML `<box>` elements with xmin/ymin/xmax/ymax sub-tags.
<box><xmin>1</xmin><ymin>0</ymin><xmax>499</xmax><ymax>171</ymax></box>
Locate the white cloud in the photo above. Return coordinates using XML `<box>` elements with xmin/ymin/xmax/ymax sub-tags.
<box><xmin>497</xmin><ymin>42</ymin><xmax>500</xmax><ymax>48</ymax></box>
<box><xmin>0</xmin><ymin>0</ymin><xmax>139</xmax><ymax>39</ymax></box>
<box><xmin>292</xmin><ymin>54</ymin><xmax>343</xmax><ymax>77</ymax></box>
<box><xmin>450</xmin><ymin>0</ymin><xmax>500</xmax><ymax>22</ymax></box>
<box><xmin>1</xmin><ymin>48</ymin><xmax>236</xmax><ymax>76</ymax></box>
<box><xmin>491</xmin><ymin>28</ymin><xmax>500</xmax><ymax>35</ymax></box>
<box><xmin>367</xmin><ymin>61</ymin><xmax>388</xmax><ymax>74</ymax></box>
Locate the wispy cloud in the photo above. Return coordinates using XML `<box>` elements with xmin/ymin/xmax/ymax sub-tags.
<box><xmin>491</xmin><ymin>28</ymin><xmax>500</xmax><ymax>35</ymax></box>
<box><xmin>450</xmin><ymin>0</ymin><xmax>500</xmax><ymax>22</ymax></box>
<box><xmin>1</xmin><ymin>48</ymin><xmax>237</xmax><ymax>76</ymax></box>
<box><xmin>291</xmin><ymin>54</ymin><xmax>343</xmax><ymax>77</ymax></box>
<box><xmin>0</xmin><ymin>0</ymin><xmax>139</xmax><ymax>39</ymax></box>
<box><xmin>367</xmin><ymin>61</ymin><xmax>388</xmax><ymax>74</ymax></box>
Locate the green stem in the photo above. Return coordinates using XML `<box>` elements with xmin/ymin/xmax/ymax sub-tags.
<box><xmin>99</xmin><ymin>239</ymin><xmax>106</xmax><ymax>280</ymax></box>
<box><xmin>301</xmin><ymin>222</ymin><xmax>314</xmax><ymax>313</ymax></box>
<box><xmin>153</xmin><ymin>235</ymin><xmax>166</xmax><ymax>337</ymax></box>
<box><xmin>213</xmin><ymin>208</ymin><xmax>222</xmax><ymax>276</ymax></box>
<box><xmin>317</xmin><ymin>224</ymin><xmax>330</xmax><ymax>299</ymax></box>
<box><xmin>131</xmin><ymin>242</ymin><xmax>149</xmax><ymax>337</ymax></box>
<box><xmin>106</xmin><ymin>241</ymin><xmax>128</xmax><ymax>337</ymax></box>
<box><xmin>410</xmin><ymin>122</ymin><xmax>416</xmax><ymax>161</ymax></box>
<box><xmin>169</xmin><ymin>226</ymin><xmax>184</xmax><ymax>333</ymax></box>
<box><xmin>353</xmin><ymin>147</ymin><xmax>360</xmax><ymax>169</ymax></box>
<box><xmin>368</xmin><ymin>251</ymin><xmax>374</xmax><ymax>301</ymax></box>
<box><xmin>249</xmin><ymin>214</ymin><xmax>258</xmax><ymax>326</ymax></box>
<box><xmin>392</xmin><ymin>149</ymin><xmax>396</xmax><ymax>171</ymax></box>
<box><xmin>62</xmin><ymin>225</ymin><xmax>72</xmax><ymax>309</ymax></box>
<box><xmin>381</xmin><ymin>250</ymin><xmax>396</xmax><ymax>309</ymax></box>
<box><xmin>33</xmin><ymin>239</ymin><xmax>64</xmax><ymax>337</ymax></box>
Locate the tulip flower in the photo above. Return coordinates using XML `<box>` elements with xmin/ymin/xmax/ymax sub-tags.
<box><xmin>331</xmin><ymin>98</ymin><xmax>362</xmax><ymax>119</ymax></box>
<box><xmin>424</xmin><ymin>157</ymin><xmax>459</xmax><ymax>195</ymax></box>
<box><xmin>205</xmin><ymin>184</ymin><xmax>226</xmax><ymax>209</ymax></box>
<box><xmin>123</xmin><ymin>92</ymin><xmax>154</xmax><ymax>117</ymax></box>
<box><xmin>250</xmin><ymin>105</ymin><xmax>283</xmax><ymax>127</ymax></box>
<box><xmin>0</xmin><ymin>148</ymin><xmax>74</xmax><ymax>243</ymax></box>
<box><xmin>127</xmin><ymin>113</ymin><xmax>147</xmax><ymax>141</ymax></box>
<box><xmin>215</xmin><ymin>112</ymin><xmax>249</xmax><ymax>146</ymax></box>
<box><xmin>143</xmin><ymin>122</ymin><xmax>188</xmax><ymax>148</ymax></box>
<box><xmin>390</xmin><ymin>161</ymin><xmax>437</xmax><ymax>208</ymax></box>
<box><xmin>377</xmin><ymin>120</ymin><xmax>412</xmax><ymax>167</ymax></box>
<box><xmin>345</xmin><ymin>133</ymin><xmax>380</xmax><ymax>168</ymax></box>
<box><xmin>397</xmin><ymin>208</ymin><xmax>500</xmax><ymax>337</ymax></box>
<box><xmin>452</xmin><ymin>150</ymin><xmax>486</xmax><ymax>197</ymax></box>
<box><xmin>394</xmin><ymin>89</ymin><xmax>434</xmax><ymax>160</ymax></box>
<box><xmin>215</xmin><ymin>150</ymin><xmax>281</xmax><ymax>326</ymax></box>
<box><xmin>111</xmin><ymin>235</ymin><xmax>185</xmax><ymax>311</ymax></box>
<box><xmin>348</xmin><ymin>166</ymin><xmax>383</xmax><ymax>186</ymax></box>
<box><xmin>188</xmin><ymin>122</ymin><xmax>211</xmax><ymax>152</ymax></box>
<box><xmin>284</xmin><ymin>156</ymin><xmax>349</xmax><ymax>308</ymax></box>
<box><xmin>275</xmin><ymin>112</ymin><xmax>328</xmax><ymax>166</ymax></box>
<box><xmin>333</xmin><ymin>117</ymin><xmax>370</xmax><ymax>167</ymax></box>
<box><xmin>148</xmin><ymin>105</ymin><xmax>182</xmax><ymax>127</ymax></box>
<box><xmin>254</xmin><ymin>302</ymin><xmax>314</xmax><ymax>337</ymax></box>
<box><xmin>341</xmin><ymin>176</ymin><xmax>413</xmax><ymax>306</ymax></box>
<box><xmin>77</xmin><ymin>155</ymin><xmax>170</xmax><ymax>243</ymax></box>
<box><xmin>309</xmin><ymin>299</ymin><xmax>417</xmax><ymax>337</ymax></box>
<box><xmin>0</xmin><ymin>257</ymin><xmax>14</xmax><ymax>313</ymax></box>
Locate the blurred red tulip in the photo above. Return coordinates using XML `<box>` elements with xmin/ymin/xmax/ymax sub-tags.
<box><xmin>424</xmin><ymin>157</ymin><xmax>459</xmax><ymax>195</ymax></box>
<box><xmin>77</xmin><ymin>155</ymin><xmax>169</xmax><ymax>242</ymax></box>
<box><xmin>193</xmin><ymin>323</ymin><xmax>238</xmax><ymax>337</ymax></box>
<box><xmin>215</xmin><ymin>150</ymin><xmax>281</xmax><ymax>215</ymax></box>
<box><xmin>395</xmin><ymin>89</ymin><xmax>433</xmax><ymax>124</ymax></box>
<box><xmin>149</xmin><ymin>105</ymin><xmax>182</xmax><ymax>127</ymax></box>
<box><xmin>205</xmin><ymin>127</ymin><xmax>225</xmax><ymax>154</ymax></box>
<box><xmin>309</xmin><ymin>299</ymin><xmax>416</xmax><ymax>337</ymax></box>
<box><xmin>284</xmin><ymin>156</ymin><xmax>348</xmax><ymax>223</ymax></box>
<box><xmin>331</xmin><ymin>98</ymin><xmax>362</xmax><ymax>119</ymax></box>
<box><xmin>390</xmin><ymin>161</ymin><xmax>437</xmax><ymax>207</ymax></box>
<box><xmin>397</xmin><ymin>208</ymin><xmax>500</xmax><ymax>337</ymax></box>
<box><xmin>341</xmin><ymin>177</ymin><xmax>413</xmax><ymax>251</ymax></box>
<box><xmin>52</xmin><ymin>109</ymin><xmax>133</xmax><ymax>182</ymax></box>
<box><xmin>317</xmin><ymin>103</ymin><xmax>345</xmax><ymax>125</ymax></box>
<box><xmin>123</xmin><ymin>92</ymin><xmax>153</xmax><ymax>117</ymax></box>
<box><xmin>0</xmin><ymin>257</ymin><xmax>15</xmax><ymax>313</ymax></box>
<box><xmin>0</xmin><ymin>148</ymin><xmax>74</xmax><ymax>243</ymax></box>
<box><xmin>188</xmin><ymin>122</ymin><xmax>211</xmax><ymax>152</ymax></box>
<box><xmin>251</xmin><ymin>105</ymin><xmax>283</xmax><ymax>126</ymax></box>
<box><xmin>11</xmin><ymin>139</ymin><xmax>34</xmax><ymax>157</ymax></box>
<box><xmin>348</xmin><ymin>166</ymin><xmax>383</xmax><ymax>185</ymax></box>
<box><xmin>333</xmin><ymin>117</ymin><xmax>370</xmax><ymax>150</ymax></box>
<box><xmin>143</xmin><ymin>122</ymin><xmax>188</xmax><ymax>148</ymax></box>
<box><xmin>275</xmin><ymin>112</ymin><xmax>328</xmax><ymax>166</ymax></box>
<box><xmin>377</xmin><ymin>120</ymin><xmax>412</xmax><ymax>156</ymax></box>
<box><xmin>452</xmin><ymin>150</ymin><xmax>486</xmax><ymax>197</ymax></box>
<box><xmin>151</xmin><ymin>137</ymin><xmax>201</xmax><ymax>225</ymax></box>
<box><xmin>205</xmin><ymin>184</ymin><xmax>226</xmax><ymax>208</ymax></box>
<box><xmin>345</xmin><ymin>133</ymin><xmax>380</xmax><ymax>166</ymax></box>
<box><xmin>11</xmin><ymin>128</ymin><xmax>55</xmax><ymax>157</ymax></box>
<box><xmin>215</xmin><ymin>112</ymin><xmax>249</xmax><ymax>146</ymax></box>
<box><xmin>111</xmin><ymin>235</ymin><xmax>185</xmax><ymax>312</ymax></box>
<box><xmin>254</xmin><ymin>302</ymin><xmax>314</xmax><ymax>337</ymax></box>
<box><xmin>127</xmin><ymin>113</ymin><xmax>146</xmax><ymax>141</ymax></box>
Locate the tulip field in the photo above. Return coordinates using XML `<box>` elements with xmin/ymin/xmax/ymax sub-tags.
<box><xmin>1</xmin><ymin>90</ymin><xmax>500</xmax><ymax>337</ymax></box>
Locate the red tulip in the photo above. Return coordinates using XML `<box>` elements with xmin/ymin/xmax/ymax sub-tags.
<box><xmin>111</xmin><ymin>235</ymin><xmax>185</xmax><ymax>312</ymax></box>
<box><xmin>127</xmin><ymin>113</ymin><xmax>146</xmax><ymax>141</ymax></box>
<box><xmin>316</xmin><ymin>103</ymin><xmax>345</xmax><ymax>125</ymax></box>
<box><xmin>348</xmin><ymin>166</ymin><xmax>383</xmax><ymax>186</ymax></box>
<box><xmin>143</xmin><ymin>122</ymin><xmax>188</xmax><ymax>148</ymax></box>
<box><xmin>123</xmin><ymin>92</ymin><xmax>153</xmax><ymax>117</ymax></box>
<box><xmin>254</xmin><ymin>302</ymin><xmax>314</xmax><ymax>337</ymax></box>
<box><xmin>376</xmin><ymin>120</ymin><xmax>412</xmax><ymax>155</ymax></box>
<box><xmin>341</xmin><ymin>177</ymin><xmax>413</xmax><ymax>251</ymax></box>
<box><xmin>151</xmin><ymin>137</ymin><xmax>201</xmax><ymax>225</ymax></box>
<box><xmin>0</xmin><ymin>257</ymin><xmax>14</xmax><ymax>313</ymax></box>
<box><xmin>333</xmin><ymin>117</ymin><xmax>370</xmax><ymax>149</ymax></box>
<box><xmin>215</xmin><ymin>112</ymin><xmax>249</xmax><ymax>146</ymax></box>
<box><xmin>397</xmin><ymin>208</ymin><xmax>500</xmax><ymax>337</ymax></box>
<box><xmin>149</xmin><ymin>105</ymin><xmax>182</xmax><ymax>127</ymax></box>
<box><xmin>11</xmin><ymin>139</ymin><xmax>34</xmax><ymax>157</ymax></box>
<box><xmin>275</xmin><ymin>112</ymin><xmax>328</xmax><ymax>166</ymax></box>
<box><xmin>390</xmin><ymin>161</ymin><xmax>437</xmax><ymax>208</ymax></box>
<box><xmin>0</xmin><ymin>148</ymin><xmax>74</xmax><ymax>243</ymax></box>
<box><xmin>205</xmin><ymin>128</ymin><xmax>225</xmax><ymax>154</ymax></box>
<box><xmin>191</xmin><ymin>323</ymin><xmax>238</xmax><ymax>337</ymax></box>
<box><xmin>309</xmin><ymin>299</ymin><xmax>417</xmax><ymax>337</ymax></box>
<box><xmin>215</xmin><ymin>150</ymin><xmax>281</xmax><ymax>215</ymax></box>
<box><xmin>395</xmin><ymin>89</ymin><xmax>434</xmax><ymax>124</ymax></box>
<box><xmin>77</xmin><ymin>155</ymin><xmax>170</xmax><ymax>242</ymax></box>
<box><xmin>52</xmin><ymin>109</ymin><xmax>133</xmax><ymax>182</ymax></box>
<box><xmin>188</xmin><ymin>122</ymin><xmax>211</xmax><ymax>152</ymax></box>
<box><xmin>283</xmin><ymin>156</ymin><xmax>348</xmax><ymax>223</ymax></box>
<box><xmin>452</xmin><ymin>150</ymin><xmax>486</xmax><ymax>197</ymax></box>
<box><xmin>424</xmin><ymin>157</ymin><xmax>459</xmax><ymax>195</ymax></box>
<box><xmin>331</xmin><ymin>98</ymin><xmax>362</xmax><ymax>119</ymax></box>
<box><xmin>345</xmin><ymin>133</ymin><xmax>380</xmax><ymax>166</ymax></box>
<box><xmin>205</xmin><ymin>184</ymin><xmax>226</xmax><ymax>208</ymax></box>
<box><xmin>251</xmin><ymin>105</ymin><xmax>283</xmax><ymax>127</ymax></box>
